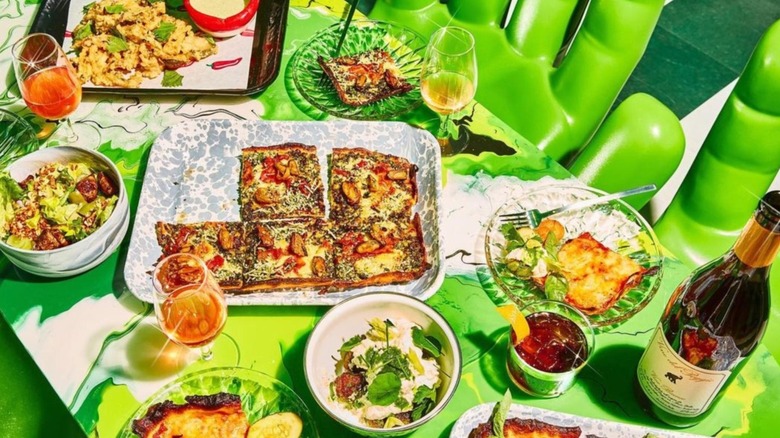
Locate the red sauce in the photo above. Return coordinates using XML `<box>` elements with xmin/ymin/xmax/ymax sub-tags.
<box><xmin>513</xmin><ymin>312</ymin><xmax>588</xmax><ymax>373</ymax></box>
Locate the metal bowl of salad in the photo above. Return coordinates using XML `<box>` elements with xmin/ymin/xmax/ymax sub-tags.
<box><xmin>0</xmin><ymin>146</ymin><xmax>129</xmax><ymax>276</ymax></box>
<box><xmin>304</xmin><ymin>292</ymin><xmax>461</xmax><ymax>436</ymax></box>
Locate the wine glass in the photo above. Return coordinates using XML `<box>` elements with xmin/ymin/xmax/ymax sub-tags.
<box><xmin>11</xmin><ymin>33</ymin><xmax>82</xmax><ymax>143</ymax></box>
<box><xmin>420</xmin><ymin>26</ymin><xmax>477</xmax><ymax>156</ymax></box>
<box><xmin>152</xmin><ymin>253</ymin><xmax>228</xmax><ymax>361</ymax></box>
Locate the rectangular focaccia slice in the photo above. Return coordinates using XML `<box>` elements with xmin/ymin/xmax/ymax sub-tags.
<box><xmin>557</xmin><ymin>232</ymin><xmax>645</xmax><ymax>315</ymax></box>
<box><xmin>239</xmin><ymin>144</ymin><xmax>325</xmax><ymax>221</ymax></box>
<box><xmin>317</xmin><ymin>49</ymin><xmax>413</xmax><ymax>107</ymax></box>
<box><xmin>242</xmin><ymin>219</ymin><xmax>335</xmax><ymax>291</ymax></box>
<box><xmin>328</xmin><ymin>147</ymin><xmax>418</xmax><ymax>227</ymax></box>
<box><xmin>155</xmin><ymin>222</ymin><xmax>246</xmax><ymax>290</ymax></box>
<box><xmin>469</xmin><ymin>418</ymin><xmax>582</xmax><ymax>438</ymax></box>
<box><xmin>332</xmin><ymin>214</ymin><xmax>428</xmax><ymax>288</ymax></box>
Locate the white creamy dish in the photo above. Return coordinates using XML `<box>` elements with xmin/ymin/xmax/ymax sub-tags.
<box><xmin>329</xmin><ymin>318</ymin><xmax>443</xmax><ymax>428</ymax></box>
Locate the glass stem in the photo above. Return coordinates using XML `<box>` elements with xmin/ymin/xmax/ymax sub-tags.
<box><xmin>438</xmin><ymin>113</ymin><xmax>450</xmax><ymax>139</ymax></box>
<box><xmin>59</xmin><ymin>118</ymin><xmax>79</xmax><ymax>143</ymax></box>
<box><xmin>199</xmin><ymin>344</ymin><xmax>214</xmax><ymax>361</ymax></box>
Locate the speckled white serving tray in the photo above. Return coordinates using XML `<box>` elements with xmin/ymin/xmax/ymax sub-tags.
<box><xmin>450</xmin><ymin>403</ymin><xmax>706</xmax><ymax>438</ymax></box>
<box><xmin>124</xmin><ymin>120</ymin><xmax>444</xmax><ymax>305</ymax></box>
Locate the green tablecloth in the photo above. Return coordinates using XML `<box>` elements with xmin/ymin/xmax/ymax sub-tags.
<box><xmin>1</xmin><ymin>1</ymin><xmax>779</xmax><ymax>437</ymax></box>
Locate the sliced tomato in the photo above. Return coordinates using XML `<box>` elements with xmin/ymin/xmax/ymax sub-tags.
<box><xmin>206</xmin><ymin>254</ymin><xmax>225</xmax><ymax>271</ymax></box>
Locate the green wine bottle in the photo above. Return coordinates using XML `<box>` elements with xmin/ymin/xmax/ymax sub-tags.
<box><xmin>636</xmin><ymin>191</ymin><xmax>780</xmax><ymax>427</ymax></box>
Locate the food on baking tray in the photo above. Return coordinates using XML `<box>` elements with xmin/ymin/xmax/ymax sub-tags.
<box><xmin>0</xmin><ymin>165</ymin><xmax>118</xmax><ymax>250</ymax></box>
<box><xmin>328</xmin><ymin>147</ymin><xmax>417</xmax><ymax>227</ymax></box>
<box><xmin>470</xmin><ymin>392</ymin><xmax>582</xmax><ymax>438</ymax></box>
<box><xmin>70</xmin><ymin>0</ymin><xmax>217</xmax><ymax>87</ymax></box>
<box><xmin>330</xmin><ymin>318</ymin><xmax>442</xmax><ymax>428</ymax></box>
<box><xmin>243</xmin><ymin>219</ymin><xmax>335</xmax><ymax>291</ymax></box>
<box><xmin>157</xmin><ymin>145</ymin><xmax>429</xmax><ymax>293</ymax></box>
<box><xmin>131</xmin><ymin>392</ymin><xmax>302</xmax><ymax>438</ymax></box>
<box><xmin>501</xmin><ymin>218</ymin><xmax>645</xmax><ymax>315</ymax></box>
<box><xmin>318</xmin><ymin>49</ymin><xmax>413</xmax><ymax>107</ymax></box>
<box><xmin>239</xmin><ymin>144</ymin><xmax>325</xmax><ymax>221</ymax></box>
<box><xmin>155</xmin><ymin>221</ymin><xmax>246</xmax><ymax>290</ymax></box>
<box><xmin>332</xmin><ymin>215</ymin><xmax>428</xmax><ymax>288</ymax></box>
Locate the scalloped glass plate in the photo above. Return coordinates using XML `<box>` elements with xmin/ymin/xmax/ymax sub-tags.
<box><xmin>118</xmin><ymin>367</ymin><xmax>319</xmax><ymax>437</ymax></box>
<box><xmin>290</xmin><ymin>20</ymin><xmax>426</xmax><ymax>120</ymax></box>
<box><xmin>484</xmin><ymin>185</ymin><xmax>664</xmax><ymax>330</ymax></box>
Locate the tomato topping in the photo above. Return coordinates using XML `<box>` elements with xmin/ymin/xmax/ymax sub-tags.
<box><xmin>373</xmin><ymin>163</ymin><xmax>388</xmax><ymax>174</ymax></box>
<box><xmin>242</xmin><ymin>163</ymin><xmax>254</xmax><ymax>185</ymax></box>
<box><xmin>356</xmin><ymin>160</ymin><xmax>368</xmax><ymax>169</ymax></box>
<box><xmin>206</xmin><ymin>254</ymin><xmax>225</xmax><ymax>271</ymax></box>
<box><xmin>270</xmin><ymin>247</ymin><xmax>284</xmax><ymax>259</ymax></box>
<box><xmin>333</xmin><ymin>169</ymin><xmax>349</xmax><ymax>177</ymax></box>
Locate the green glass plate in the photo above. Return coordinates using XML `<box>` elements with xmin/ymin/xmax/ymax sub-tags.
<box><xmin>290</xmin><ymin>20</ymin><xmax>426</xmax><ymax>120</ymax></box>
<box><xmin>118</xmin><ymin>367</ymin><xmax>319</xmax><ymax>437</ymax></box>
<box><xmin>483</xmin><ymin>185</ymin><xmax>664</xmax><ymax>331</ymax></box>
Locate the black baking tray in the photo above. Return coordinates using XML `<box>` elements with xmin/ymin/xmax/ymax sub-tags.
<box><xmin>29</xmin><ymin>0</ymin><xmax>289</xmax><ymax>96</ymax></box>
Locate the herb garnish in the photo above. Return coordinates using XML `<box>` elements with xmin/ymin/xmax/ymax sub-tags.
<box><xmin>366</xmin><ymin>372</ymin><xmax>401</xmax><ymax>406</ymax></box>
<box><xmin>412</xmin><ymin>326</ymin><xmax>442</xmax><ymax>358</ymax></box>
<box><xmin>153</xmin><ymin>22</ymin><xmax>176</xmax><ymax>42</ymax></box>
<box><xmin>489</xmin><ymin>390</ymin><xmax>512</xmax><ymax>438</ymax></box>
<box><xmin>104</xmin><ymin>3</ymin><xmax>125</xmax><ymax>13</ymax></box>
<box><xmin>106</xmin><ymin>36</ymin><xmax>128</xmax><ymax>53</ymax></box>
<box><xmin>161</xmin><ymin>70</ymin><xmax>183</xmax><ymax>87</ymax></box>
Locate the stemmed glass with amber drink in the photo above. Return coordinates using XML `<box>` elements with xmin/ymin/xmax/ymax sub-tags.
<box><xmin>420</xmin><ymin>27</ymin><xmax>477</xmax><ymax>156</ymax></box>
<box><xmin>153</xmin><ymin>253</ymin><xmax>228</xmax><ymax>361</ymax></box>
<box><xmin>11</xmin><ymin>33</ymin><xmax>82</xmax><ymax>142</ymax></box>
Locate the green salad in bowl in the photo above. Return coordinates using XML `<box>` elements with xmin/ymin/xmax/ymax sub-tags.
<box><xmin>0</xmin><ymin>162</ymin><xmax>118</xmax><ymax>251</ymax></box>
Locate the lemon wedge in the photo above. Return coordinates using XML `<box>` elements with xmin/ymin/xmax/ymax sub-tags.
<box><xmin>497</xmin><ymin>304</ymin><xmax>530</xmax><ymax>345</ymax></box>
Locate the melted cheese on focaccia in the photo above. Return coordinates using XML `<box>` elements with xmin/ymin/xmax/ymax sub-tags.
<box><xmin>557</xmin><ymin>232</ymin><xmax>644</xmax><ymax>314</ymax></box>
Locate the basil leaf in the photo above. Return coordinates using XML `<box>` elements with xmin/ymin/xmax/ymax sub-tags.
<box><xmin>153</xmin><ymin>21</ymin><xmax>176</xmax><ymax>42</ymax></box>
<box><xmin>412</xmin><ymin>326</ymin><xmax>441</xmax><ymax>358</ymax></box>
<box><xmin>412</xmin><ymin>385</ymin><xmax>435</xmax><ymax>404</ymax></box>
<box><xmin>82</xmin><ymin>2</ymin><xmax>95</xmax><ymax>13</ymax></box>
<box><xmin>544</xmin><ymin>273</ymin><xmax>568</xmax><ymax>302</ymax></box>
<box><xmin>73</xmin><ymin>23</ymin><xmax>93</xmax><ymax>42</ymax></box>
<box><xmin>161</xmin><ymin>70</ymin><xmax>183</xmax><ymax>87</ymax></box>
<box><xmin>106</xmin><ymin>36</ymin><xmax>128</xmax><ymax>53</ymax></box>
<box><xmin>366</xmin><ymin>373</ymin><xmax>401</xmax><ymax>406</ymax></box>
<box><xmin>491</xmin><ymin>390</ymin><xmax>512</xmax><ymax>438</ymax></box>
<box><xmin>339</xmin><ymin>335</ymin><xmax>362</xmax><ymax>353</ymax></box>
<box><xmin>544</xmin><ymin>230</ymin><xmax>560</xmax><ymax>260</ymax></box>
<box><xmin>104</xmin><ymin>3</ymin><xmax>125</xmax><ymax>13</ymax></box>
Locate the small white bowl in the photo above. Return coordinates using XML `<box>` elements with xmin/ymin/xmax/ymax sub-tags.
<box><xmin>0</xmin><ymin>146</ymin><xmax>128</xmax><ymax>276</ymax></box>
<box><xmin>304</xmin><ymin>292</ymin><xmax>462</xmax><ymax>437</ymax></box>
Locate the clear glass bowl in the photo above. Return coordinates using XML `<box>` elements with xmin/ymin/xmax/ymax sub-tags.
<box><xmin>484</xmin><ymin>184</ymin><xmax>664</xmax><ymax>330</ymax></box>
<box><xmin>118</xmin><ymin>367</ymin><xmax>319</xmax><ymax>437</ymax></box>
<box><xmin>290</xmin><ymin>20</ymin><xmax>426</xmax><ymax>120</ymax></box>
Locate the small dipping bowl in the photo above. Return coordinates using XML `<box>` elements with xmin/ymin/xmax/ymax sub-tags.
<box><xmin>184</xmin><ymin>0</ymin><xmax>259</xmax><ymax>38</ymax></box>
<box><xmin>506</xmin><ymin>300</ymin><xmax>595</xmax><ymax>398</ymax></box>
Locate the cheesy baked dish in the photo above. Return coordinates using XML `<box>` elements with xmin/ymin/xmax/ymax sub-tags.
<box><xmin>70</xmin><ymin>0</ymin><xmax>217</xmax><ymax>87</ymax></box>
<box><xmin>131</xmin><ymin>392</ymin><xmax>303</xmax><ymax>438</ymax></box>
<box><xmin>501</xmin><ymin>218</ymin><xmax>646</xmax><ymax>315</ymax></box>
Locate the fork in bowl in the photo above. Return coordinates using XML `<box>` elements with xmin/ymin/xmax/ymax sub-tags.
<box><xmin>500</xmin><ymin>184</ymin><xmax>656</xmax><ymax>228</ymax></box>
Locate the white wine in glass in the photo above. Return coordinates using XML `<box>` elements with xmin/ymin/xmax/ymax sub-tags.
<box><xmin>421</xmin><ymin>27</ymin><xmax>477</xmax><ymax>155</ymax></box>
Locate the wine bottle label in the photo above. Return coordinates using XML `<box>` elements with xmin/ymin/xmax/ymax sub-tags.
<box><xmin>637</xmin><ymin>324</ymin><xmax>731</xmax><ymax>417</ymax></box>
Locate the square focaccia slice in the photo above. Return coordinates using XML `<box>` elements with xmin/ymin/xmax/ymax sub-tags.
<box><xmin>239</xmin><ymin>144</ymin><xmax>325</xmax><ymax>221</ymax></box>
<box><xmin>242</xmin><ymin>219</ymin><xmax>336</xmax><ymax>291</ymax></box>
<box><xmin>155</xmin><ymin>221</ymin><xmax>246</xmax><ymax>290</ymax></box>
<box><xmin>328</xmin><ymin>148</ymin><xmax>418</xmax><ymax>227</ymax></box>
<box><xmin>317</xmin><ymin>49</ymin><xmax>413</xmax><ymax>107</ymax></box>
<box><xmin>332</xmin><ymin>214</ymin><xmax>429</xmax><ymax>288</ymax></box>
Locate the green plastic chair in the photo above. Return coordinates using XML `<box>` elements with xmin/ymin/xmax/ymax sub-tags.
<box><xmin>653</xmin><ymin>20</ymin><xmax>780</xmax><ymax>359</ymax></box>
<box><xmin>368</xmin><ymin>0</ymin><xmax>685</xmax><ymax>209</ymax></box>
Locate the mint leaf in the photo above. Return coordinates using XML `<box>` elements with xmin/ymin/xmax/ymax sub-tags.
<box><xmin>412</xmin><ymin>326</ymin><xmax>441</xmax><ymax>358</ymax></box>
<box><xmin>412</xmin><ymin>385</ymin><xmax>435</xmax><ymax>404</ymax></box>
<box><xmin>161</xmin><ymin>70</ymin><xmax>183</xmax><ymax>87</ymax></box>
<box><xmin>104</xmin><ymin>3</ymin><xmax>125</xmax><ymax>13</ymax></box>
<box><xmin>366</xmin><ymin>373</ymin><xmax>401</xmax><ymax>406</ymax></box>
<box><xmin>106</xmin><ymin>35</ymin><xmax>127</xmax><ymax>53</ymax></box>
<box><xmin>339</xmin><ymin>335</ymin><xmax>362</xmax><ymax>353</ymax></box>
<box><xmin>153</xmin><ymin>21</ymin><xmax>176</xmax><ymax>42</ymax></box>
<box><xmin>73</xmin><ymin>23</ymin><xmax>93</xmax><ymax>42</ymax></box>
<box><xmin>491</xmin><ymin>390</ymin><xmax>512</xmax><ymax>438</ymax></box>
<box><xmin>544</xmin><ymin>230</ymin><xmax>560</xmax><ymax>260</ymax></box>
<box><xmin>544</xmin><ymin>273</ymin><xmax>568</xmax><ymax>302</ymax></box>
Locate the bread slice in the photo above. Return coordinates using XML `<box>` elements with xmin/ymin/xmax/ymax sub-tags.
<box><xmin>318</xmin><ymin>49</ymin><xmax>413</xmax><ymax>107</ymax></box>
